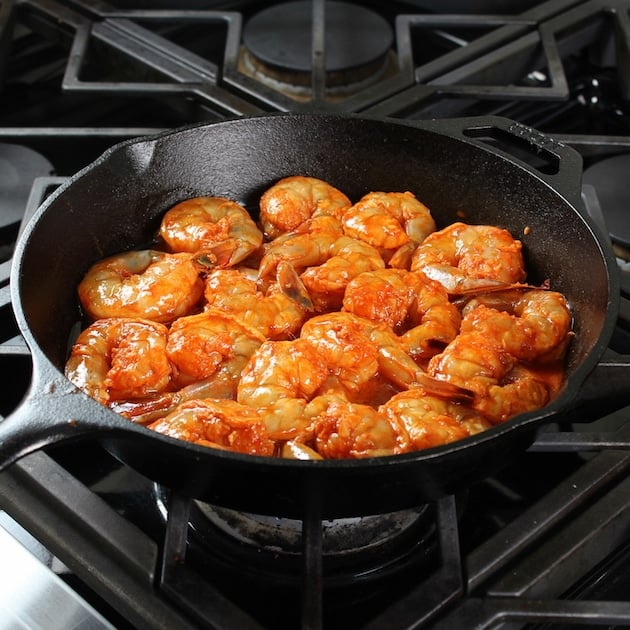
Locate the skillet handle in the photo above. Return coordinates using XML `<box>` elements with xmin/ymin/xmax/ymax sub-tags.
<box><xmin>421</xmin><ymin>116</ymin><xmax>585</xmax><ymax>211</ymax></box>
<box><xmin>0</xmin><ymin>361</ymin><xmax>137</xmax><ymax>473</ymax></box>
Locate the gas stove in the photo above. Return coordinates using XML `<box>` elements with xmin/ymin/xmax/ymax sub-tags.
<box><xmin>1</xmin><ymin>1</ymin><xmax>630</xmax><ymax>629</ymax></box>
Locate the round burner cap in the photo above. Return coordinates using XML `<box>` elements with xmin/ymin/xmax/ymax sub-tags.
<box><xmin>582</xmin><ymin>153</ymin><xmax>630</xmax><ymax>248</ymax></box>
<box><xmin>243</xmin><ymin>1</ymin><xmax>393</xmax><ymax>74</ymax></box>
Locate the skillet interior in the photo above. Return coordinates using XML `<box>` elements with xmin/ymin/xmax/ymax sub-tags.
<box><xmin>12</xmin><ymin>114</ymin><xmax>615</xmax><ymax>516</ymax></box>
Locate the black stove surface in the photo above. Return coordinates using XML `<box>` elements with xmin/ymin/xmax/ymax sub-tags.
<box><xmin>1</xmin><ymin>1</ymin><xmax>630</xmax><ymax>629</ymax></box>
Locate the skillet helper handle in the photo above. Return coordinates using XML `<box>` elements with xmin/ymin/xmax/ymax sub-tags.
<box><xmin>424</xmin><ymin>116</ymin><xmax>585</xmax><ymax>211</ymax></box>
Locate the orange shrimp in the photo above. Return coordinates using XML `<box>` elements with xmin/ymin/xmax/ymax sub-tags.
<box><xmin>428</xmin><ymin>291</ymin><xmax>572</xmax><ymax>423</ymax></box>
<box><xmin>78</xmin><ymin>249</ymin><xmax>204</xmax><ymax>323</ymax></box>
<box><xmin>379</xmin><ymin>388</ymin><xmax>484</xmax><ymax>450</ymax></box>
<box><xmin>237</xmin><ymin>337</ymin><xmax>329</xmax><ymax>408</ymax></box>
<box><xmin>64</xmin><ymin>318</ymin><xmax>173</xmax><ymax>406</ymax></box>
<box><xmin>461</xmin><ymin>289</ymin><xmax>573</xmax><ymax>361</ymax></box>
<box><xmin>259</xmin><ymin>175</ymin><xmax>351</xmax><ymax>240</ymax></box>
<box><xmin>410</xmin><ymin>222</ymin><xmax>527</xmax><ymax>294</ymax></box>
<box><xmin>342</xmin><ymin>268</ymin><xmax>461</xmax><ymax>360</ymax></box>
<box><xmin>159</xmin><ymin>196</ymin><xmax>264</xmax><ymax>267</ymax></box>
<box><xmin>236</xmin><ymin>338</ymin><xmax>330</xmax><ymax>439</ymax></box>
<box><xmin>259</xmin><ymin>232</ymin><xmax>385</xmax><ymax>312</ymax></box>
<box><xmin>299</xmin><ymin>312</ymin><xmax>473</xmax><ymax>405</ymax></box>
<box><xmin>303</xmin><ymin>393</ymin><xmax>408</xmax><ymax>459</ymax></box>
<box><xmin>148</xmin><ymin>398</ymin><xmax>276</xmax><ymax>456</ymax></box>
<box><xmin>342</xmin><ymin>191</ymin><xmax>436</xmax><ymax>263</ymax></box>
<box><xmin>166</xmin><ymin>309</ymin><xmax>265</xmax><ymax>388</ymax></box>
<box><xmin>203</xmin><ymin>260</ymin><xmax>312</xmax><ymax>340</ymax></box>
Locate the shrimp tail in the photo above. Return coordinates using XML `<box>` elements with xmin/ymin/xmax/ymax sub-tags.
<box><xmin>412</xmin><ymin>373</ymin><xmax>475</xmax><ymax>403</ymax></box>
<box><xmin>193</xmin><ymin>251</ymin><xmax>219</xmax><ymax>270</ymax></box>
<box><xmin>420</xmin><ymin>263</ymin><xmax>537</xmax><ymax>296</ymax></box>
<box><xmin>202</xmin><ymin>238</ymin><xmax>256</xmax><ymax>268</ymax></box>
<box><xmin>454</xmin><ymin>281</ymin><xmax>540</xmax><ymax>296</ymax></box>
<box><xmin>112</xmin><ymin>393</ymin><xmax>179</xmax><ymax>425</ymax></box>
<box><xmin>276</xmin><ymin>260</ymin><xmax>314</xmax><ymax>311</ymax></box>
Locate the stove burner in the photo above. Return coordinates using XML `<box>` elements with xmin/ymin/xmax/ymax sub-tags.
<box><xmin>0</xmin><ymin>143</ymin><xmax>54</xmax><ymax>229</ymax></box>
<box><xmin>192</xmin><ymin>502</ymin><xmax>430</xmax><ymax>557</ymax></box>
<box><xmin>582</xmin><ymin>154</ymin><xmax>630</xmax><ymax>250</ymax></box>
<box><xmin>241</xmin><ymin>1</ymin><xmax>393</xmax><ymax>95</ymax></box>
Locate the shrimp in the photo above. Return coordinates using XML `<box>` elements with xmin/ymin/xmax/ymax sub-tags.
<box><xmin>108</xmin><ymin>310</ymin><xmax>266</xmax><ymax>424</ymax></box>
<box><xmin>428</xmin><ymin>306</ymin><xmax>523</xmax><ymax>400</ymax></box>
<box><xmin>166</xmin><ymin>309</ymin><xmax>265</xmax><ymax>388</ymax></box>
<box><xmin>473</xmin><ymin>364</ymin><xmax>557</xmax><ymax>423</ymax></box>
<box><xmin>303</xmin><ymin>393</ymin><xmax>409</xmax><ymax>459</ymax></box>
<box><xmin>78</xmin><ymin>249</ymin><xmax>204</xmax><ymax>323</ymax></box>
<box><xmin>148</xmin><ymin>398</ymin><xmax>276</xmax><ymax>456</ymax></box>
<box><xmin>237</xmin><ymin>338</ymin><xmax>329</xmax><ymax>408</ymax></box>
<box><xmin>410</xmin><ymin>222</ymin><xmax>527</xmax><ymax>294</ymax></box>
<box><xmin>259</xmin><ymin>175</ymin><xmax>351</xmax><ymax>240</ymax></box>
<box><xmin>379</xmin><ymin>389</ymin><xmax>480</xmax><ymax>451</ymax></box>
<box><xmin>260</xmin><ymin>232</ymin><xmax>385</xmax><ymax>312</ymax></box>
<box><xmin>299</xmin><ymin>312</ymin><xmax>473</xmax><ymax>405</ymax></box>
<box><xmin>342</xmin><ymin>268</ymin><xmax>461</xmax><ymax>360</ymax></box>
<box><xmin>427</xmin><ymin>293</ymin><xmax>572</xmax><ymax>423</ymax></box>
<box><xmin>461</xmin><ymin>289</ymin><xmax>573</xmax><ymax>362</ymax></box>
<box><xmin>203</xmin><ymin>260</ymin><xmax>313</xmax><ymax>340</ymax></box>
<box><xmin>158</xmin><ymin>196</ymin><xmax>264</xmax><ymax>267</ymax></box>
<box><xmin>342</xmin><ymin>191</ymin><xmax>436</xmax><ymax>263</ymax></box>
<box><xmin>512</xmin><ymin>289</ymin><xmax>573</xmax><ymax>361</ymax></box>
<box><xmin>65</xmin><ymin>318</ymin><xmax>172</xmax><ymax>406</ymax></box>
<box><xmin>236</xmin><ymin>338</ymin><xmax>331</xmax><ymax>439</ymax></box>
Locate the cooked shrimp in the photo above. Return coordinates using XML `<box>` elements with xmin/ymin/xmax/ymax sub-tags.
<box><xmin>108</xmin><ymin>310</ymin><xmax>266</xmax><ymax>424</ymax></box>
<box><xmin>342</xmin><ymin>191</ymin><xmax>436</xmax><ymax>262</ymax></box>
<box><xmin>512</xmin><ymin>289</ymin><xmax>573</xmax><ymax>361</ymax></box>
<box><xmin>300</xmin><ymin>312</ymin><xmax>473</xmax><ymax>404</ymax></box>
<box><xmin>234</xmin><ymin>338</ymin><xmax>336</xmax><ymax>444</ymax></box>
<box><xmin>379</xmin><ymin>389</ymin><xmax>479</xmax><ymax>450</ymax></box>
<box><xmin>342</xmin><ymin>268</ymin><xmax>461</xmax><ymax>360</ymax></box>
<box><xmin>428</xmin><ymin>296</ymin><xmax>571</xmax><ymax>423</ymax></box>
<box><xmin>462</xmin><ymin>289</ymin><xmax>573</xmax><ymax>362</ymax></box>
<box><xmin>78</xmin><ymin>249</ymin><xmax>204</xmax><ymax>323</ymax></box>
<box><xmin>299</xmin><ymin>238</ymin><xmax>387</xmax><ymax>312</ymax></box>
<box><xmin>260</xmin><ymin>233</ymin><xmax>385</xmax><ymax>312</ymax></box>
<box><xmin>304</xmin><ymin>393</ymin><xmax>408</xmax><ymax>459</ymax></box>
<box><xmin>237</xmin><ymin>338</ymin><xmax>330</xmax><ymax>409</ymax></box>
<box><xmin>65</xmin><ymin>318</ymin><xmax>172</xmax><ymax>406</ymax></box>
<box><xmin>148</xmin><ymin>398</ymin><xmax>276</xmax><ymax>456</ymax></box>
<box><xmin>159</xmin><ymin>196</ymin><xmax>263</xmax><ymax>267</ymax></box>
<box><xmin>473</xmin><ymin>364</ymin><xmax>556</xmax><ymax>423</ymax></box>
<box><xmin>400</xmin><ymin>277</ymin><xmax>462</xmax><ymax>361</ymax></box>
<box><xmin>204</xmin><ymin>260</ymin><xmax>312</xmax><ymax>340</ymax></box>
<box><xmin>259</xmin><ymin>175</ymin><xmax>351</xmax><ymax>240</ymax></box>
<box><xmin>342</xmin><ymin>268</ymin><xmax>416</xmax><ymax>331</ymax></box>
<box><xmin>166</xmin><ymin>309</ymin><xmax>265</xmax><ymax>388</ymax></box>
<box><xmin>428</xmin><ymin>306</ymin><xmax>522</xmax><ymax>400</ymax></box>
<box><xmin>410</xmin><ymin>222</ymin><xmax>527</xmax><ymax>294</ymax></box>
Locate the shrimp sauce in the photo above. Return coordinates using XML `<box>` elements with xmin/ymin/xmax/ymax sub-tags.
<box><xmin>66</xmin><ymin>178</ymin><xmax>573</xmax><ymax>460</ymax></box>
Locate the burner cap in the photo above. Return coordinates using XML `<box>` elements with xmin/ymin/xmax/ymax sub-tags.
<box><xmin>582</xmin><ymin>153</ymin><xmax>630</xmax><ymax>248</ymax></box>
<box><xmin>0</xmin><ymin>143</ymin><xmax>54</xmax><ymax>229</ymax></box>
<box><xmin>242</xmin><ymin>1</ymin><xmax>393</xmax><ymax>89</ymax></box>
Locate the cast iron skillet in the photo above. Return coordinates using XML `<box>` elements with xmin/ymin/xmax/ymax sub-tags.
<box><xmin>3</xmin><ymin>113</ymin><xmax>630</xmax><ymax>519</ymax></box>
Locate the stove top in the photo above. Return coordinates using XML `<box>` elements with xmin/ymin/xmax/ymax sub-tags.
<box><xmin>1</xmin><ymin>1</ymin><xmax>630</xmax><ymax>628</ymax></box>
